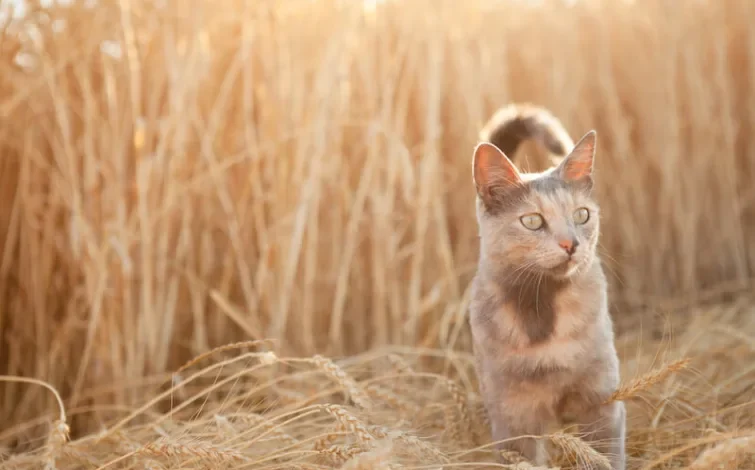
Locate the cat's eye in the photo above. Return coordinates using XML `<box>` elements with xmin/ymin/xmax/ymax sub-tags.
<box><xmin>520</xmin><ymin>213</ymin><xmax>544</xmax><ymax>231</ymax></box>
<box><xmin>574</xmin><ymin>207</ymin><xmax>590</xmax><ymax>225</ymax></box>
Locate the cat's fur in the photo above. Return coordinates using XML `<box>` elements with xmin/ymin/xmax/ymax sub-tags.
<box><xmin>469</xmin><ymin>104</ymin><xmax>626</xmax><ymax>469</ymax></box>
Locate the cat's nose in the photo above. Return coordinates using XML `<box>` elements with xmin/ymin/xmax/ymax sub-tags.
<box><xmin>558</xmin><ymin>238</ymin><xmax>578</xmax><ymax>256</ymax></box>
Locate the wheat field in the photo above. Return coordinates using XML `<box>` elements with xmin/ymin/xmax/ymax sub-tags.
<box><xmin>1</xmin><ymin>0</ymin><xmax>754</xmax><ymax>468</ymax></box>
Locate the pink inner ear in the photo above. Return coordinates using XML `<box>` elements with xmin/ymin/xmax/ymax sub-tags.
<box><xmin>561</xmin><ymin>131</ymin><xmax>595</xmax><ymax>181</ymax></box>
<box><xmin>564</xmin><ymin>158</ymin><xmax>592</xmax><ymax>180</ymax></box>
<box><xmin>474</xmin><ymin>142</ymin><xmax>521</xmax><ymax>192</ymax></box>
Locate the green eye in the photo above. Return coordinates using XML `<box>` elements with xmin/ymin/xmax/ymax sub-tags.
<box><xmin>520</xmin><ymin>213</ymin><xmax>545</xmax><ymax>230</ymax></box>
<box><xmin>574</xmin><ymin>207</ymin><xmax>590</xmax><ymax>225</ymax></box>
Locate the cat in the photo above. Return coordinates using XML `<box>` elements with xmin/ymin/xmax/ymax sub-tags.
<box><xmin>469</xmin><ymin>103</ymin><xmax>626</xmax><ymax>469</ymax></box>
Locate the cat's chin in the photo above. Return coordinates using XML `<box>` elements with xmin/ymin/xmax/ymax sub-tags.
<box><xmin>545</xmin><ymin>259</ymin><xmax>583</xmax><ymax>280</ymax></box>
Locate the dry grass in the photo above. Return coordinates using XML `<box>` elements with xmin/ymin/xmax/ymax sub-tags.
<box><xmin>1</xmin><ymin>0</ymin><xmax>755</xmax><ymax>468</ymax></box>
<box><xmin>2</xmin><ymin>299</ymin><xmax>755</xmax><ymax>469</ymax></box>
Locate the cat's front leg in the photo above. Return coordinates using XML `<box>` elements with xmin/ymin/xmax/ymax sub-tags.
<box><xmin>575</xmin><ymin>400</ymin><xmax>626</xmax><ymax>470</ymax></box>
<box><xmin>487</xmin><ymin>401</ymin><xmax>549</xmax><ymax>466</ymax></box>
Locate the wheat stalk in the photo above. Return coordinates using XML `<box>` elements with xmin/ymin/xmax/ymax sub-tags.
<box><xmin>323</xmin><ymin>404</ymin><xmax>378</xmax><ymax>446</ymax></box>
<box><xmin>550</xmin><ymin>432</ymin><xmax>611</xmax><ymax>470</ymax></box>
<box><xmin>321</xmin><ymin>444</ymin><xmax>365</xmax><ymax>464</ymax></box>
<box><xmin>141</xmin><ymin>438</ymin><xmax>248</xmax><ymax>463</ymax></box>
<box><xmin>338</xmin><ymin>440</ymin><xmax>398</xmax><ymax>469</ymax></box>
<box><xmin>365</xmin><ymin>384</ymin><xmax>421</xmax><ymax>414</ymax></box>
<box><xmin>510</xmin><ymin>463</ymin><xmax>560</xmax><ymax>470</ymax></box>
<box><xmin>606</xmin><ymin>358</ymin><xmax>691</xmax><ymax>403</ymax></box>
<box><xmin>686</xmin><ymin>435</ymin><xmax>755</xmax><ymax>470</ymax></box>
<box><xmin>468</xmin><ymin>392</ymin><xmax>490</xmax><ymax>446</ymax></box>
<box><xmin>173</xmin><ymin>339</ymin><xmax>275</xmax><ymax>376</ymax></box>
<box><xmin>0</xmin><ymin>377</ymin><xmax>69</xmax><ymax>470</ymax></box>
<box><xmin>221</xmin><ymin>412</ymin><xmax>299</xmax><ymax>447</ymax></box>
<box><xmin>60</xmin><ymin>447</ymin><xmax>101</xmax><ymax>467</ymax></box>
<box><xmin>213</xmin><ymin>414</ymin><xmax>238</xmax><ymax>439</ymax></box>
<box><xmin>42</xmin><ymin>421</ymin><xmax>70</xmax><ymax>470</ymax></box>
<box><xmin>142</xmin><ymin>459</ymin><xmax>168</xmax><ymax>470</ymax></box>
<box><xmin>369</xmin><ymin>425</ymin><xmax>448</xmax><ymax>463</ymax></box>
<box><xmin>386</xmin><ymin>354</ymin><xmax>415</xmax><ymax>375</ymax></box>
<box><xmin>314</xmin><ymin>432</ymin><xmax>341</xmax><ymax>452</ymax></box>
<box><xmin>441</xmin><ymin>377</ymin><xmax>472</xmax><ymax>445</ymax></box>
<box><xmin>313</xmin><ymin>355</ymin><xmax>373</xmax><ymax>409</ymax></box>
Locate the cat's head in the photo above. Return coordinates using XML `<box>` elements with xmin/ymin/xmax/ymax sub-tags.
<box><xmin>472</xmin><ymin>131</ymin><xmax>600</xmax><ymax>280</ymax></box>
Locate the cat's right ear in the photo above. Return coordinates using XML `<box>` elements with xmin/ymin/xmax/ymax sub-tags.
<box><xmin>473</xmin><ymin>142</ymin><xmax>523</xmax><ymax>207</ymax></box>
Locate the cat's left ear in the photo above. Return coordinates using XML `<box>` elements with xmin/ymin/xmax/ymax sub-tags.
<box><xmin>557</xmin><ymin>130</ymin><xmax>596</xmax><ymax>188</ymax></box>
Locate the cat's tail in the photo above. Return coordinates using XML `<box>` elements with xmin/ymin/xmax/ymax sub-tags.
<box><xmin>478</xmin><ymin>103</ymin><xmax>574</xmax><ymax>162</ymax></box>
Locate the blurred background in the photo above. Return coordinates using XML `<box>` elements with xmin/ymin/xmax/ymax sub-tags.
<box><xmin>1</xmin><ymin>0</ymin><xmax>755</xmax><ymax>466</ymax></box>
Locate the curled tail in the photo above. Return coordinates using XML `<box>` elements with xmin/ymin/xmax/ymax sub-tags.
<box><xmin>479</xmin><ymin>103</ymin><xmax>574</xmax><ymax>163</ymax></box>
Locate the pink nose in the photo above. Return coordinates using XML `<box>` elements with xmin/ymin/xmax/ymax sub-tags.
<box><xmin>558</xmin><ymin>239</ymin><xmax>578</xmax><ymax>255</ymax></box>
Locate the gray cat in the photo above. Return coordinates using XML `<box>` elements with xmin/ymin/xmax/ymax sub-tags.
<box><xmin>469</xmin><ymin>104</ymin><xmax>626</xmax><ymax>469</ymax></box>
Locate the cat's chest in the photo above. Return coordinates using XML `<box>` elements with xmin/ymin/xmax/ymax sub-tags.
<box><xmin>509</xmin><ymin>285</ymin><xmax>593</xmax><ymax>343</ymax></box>
<box><xmin>479</xmin><ymin>286</ymin><xmax>600</xmax><ymax>375</ymax></box>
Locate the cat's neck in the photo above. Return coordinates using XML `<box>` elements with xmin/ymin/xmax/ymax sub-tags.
<box><xmin>477</xmin><ymin>258</ymin><xmax>603</xmax><ymax>344</ymax></box>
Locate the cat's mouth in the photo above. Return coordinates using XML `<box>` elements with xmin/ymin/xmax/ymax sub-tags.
<box><xmin>548</xmin><ymin>257</ymin><xmax>580</xmax><ymax>277</ymax></box>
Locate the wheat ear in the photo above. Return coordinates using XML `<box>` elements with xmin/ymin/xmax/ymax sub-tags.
<box><xmin>313</xmin><ymin>355</ymin><xmax>372</xmax><ymax>409</ymax></box>
<box><xmin>550</xmin><ymin>432</ymin><xmax>611</xmax><ymax>470</ymax></box>
<box><xmin>0</xmin><ymin>376</ymin><xmax>68</xmax><ymax>470</ymax></box>
<box><xmin>606</xmin><ymin>358</ymin><xmax>691</xmax><ymax>403</ymax></box>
